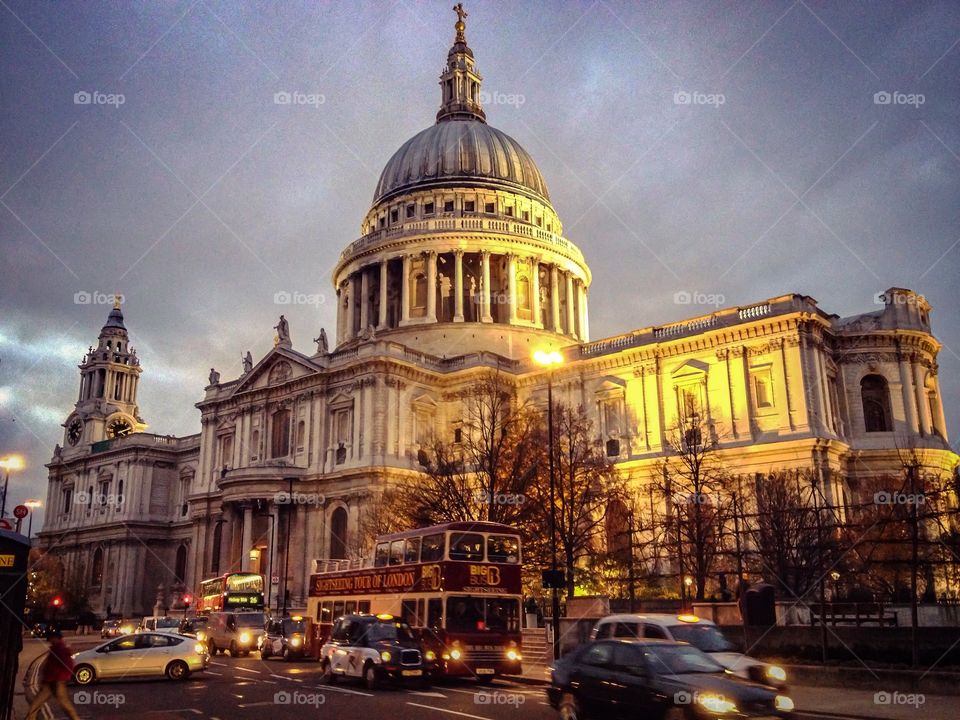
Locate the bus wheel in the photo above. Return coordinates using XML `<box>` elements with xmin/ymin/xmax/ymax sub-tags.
<box><xmin>363</xmin><ymin>663</ymin><xmax>379</xmax><ymax>691</ymax></box>
<box><xmin>321</xmin><ymin>660</ymin><xmax>336</xmax><ymax>683</ymax></box>
<box><xmin>559</xmin><ymin>692</ymin><xmax>581</xmax><ymax>720</ymax></box>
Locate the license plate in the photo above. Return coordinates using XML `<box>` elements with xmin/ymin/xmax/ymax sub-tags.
<box><xmin>475</xmin><ymin>668</ymin><xmax>495</xmax><ymax>675</ymax></box>
<box><xmin>401</xmin><ymin>669</ymin><xmax>423</xmax><ymax>677</ymax></box>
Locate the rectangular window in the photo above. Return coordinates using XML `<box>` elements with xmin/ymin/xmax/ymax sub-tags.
<box><xmin>390</xmin><ymin>539</ymin><xmax>404</xmax><ymax>565</ymax></box>
<box><xmin>401</xmin><ymin>599</ymin><xmax>419</xmax><ymax>626</ymax></box>
<box><xmin>345</xmin><ymin>601</ymin><xmax>356</xmax><ymax>614</ymax></box>
<box><xmin>62</xmin><ymin>488</ymin><xmax>73</xmax><ymax>515</ymax></box>
<box><xmin>424</xmin><ymin>202</ymin><xmax>435</xmax><ymax>215</ymax></box>
<box><xmin>505</xmin><ymin>206</ymin><xmax>514</xmax><ymax>217</ymax></box>
<box><xmin>464</xmin><ymin>200</ymin><xmax>475</xmax><ymax>212</ymax></box>
<box><xmin>406</xmin><ymin>203</ymin><xmax>416</xmax><ymax>218</ymax></box>
<box><xmin>443</xmin><ymin>200</ymin><xmax>455</xmax><ymax>212</ymax></box>
<box><xmin>427</xmin><ymin>598</ymin><xmax>443</xmax><ymax>629</ymax></box>
<box><xmin>487</xmin><ymin>535</ymin><xmax>520</xmax><ymax>563</ymax></box>
<box><xmin>449</xmin><ymin>532</ymin><xmax>484</xmax><ymax>561</ymax></box>
<box><xmin>421</xmin><ymin>533</ymin><xmax>445</xmax><ymax>562</ymax></box>
<box><xmin>484</xmin><ymin>202</ymin><xmax>495</xmax><ymax>213</ymax></box>
<box><xmin>404</xmin><ymin>537</ymin><xmax>421</xmax><ymax>563</ymax></box>
<box><xmin>358</xmin><ymin>600</ymin><xmax>371</xmax><ymax>614</ymax></box>
<box><xmin>535</xmin><ymin>216</ymin><xmax>542</xmax><ymax>226</ymax></box>
<box><xmin>390</xmin><ymin>209</ymin><xmax>399</xmax><ymax>223</ymax></box>
<box><xmin>752</xmin><ymin>368</ymin><xmax>774</xmax><ymax>409</ymax></box>
<box><xmin>378</xmin><ymin>216</ymin><xmax>385</xmax><ymax>228</ymax></box>
<box><xmin>374</xmin><ymin>542</ymin><xmax>390</xmax><ymax>567</ymax></box>
<box><xmin>522</xmin><ymin>210</ymin><xmax>530</xmax><ymax>222</ymax></box>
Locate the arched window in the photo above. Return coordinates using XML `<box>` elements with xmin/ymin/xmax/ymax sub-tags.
<box><xmin>330</xmin><ymin>507</ymin><xmax>348</xmax><ymax>560</ymax></box>
<box><xmin>271</xmin><ymin>408</ymin><xmax>291</xmax><ymax>458</ymax></box>
<box><xmin>517</xmin><ymin>274</ymin><xmax>531</xmax><ymax>311</ymax></box>
<box><xmin>117</xmin><ymin>479</ymin><xmax>124</xmax><ymax>506</ymax></box>
<box><xmin>174</xmin><ymin>544</ymin><xmax>187</xmax><ymax>584</ymax></box>
<box><xmin>91</xmin><ymin>547</ymin><xmax>104</xmax><ymax>588</ymax></box>
<box><xmin>296</xmin><ymin>420</ymin><xmax>306</xmax><ymax>450</ymax></box>
<box><xmin>861</xmin><ymin>374</ymin><xmax>892</xmax><ymax>432</ymax></box>
<box><xmin>413</xmin><ymin>272</ymin><xmax>427</xmax><ymax>308</ymax></box>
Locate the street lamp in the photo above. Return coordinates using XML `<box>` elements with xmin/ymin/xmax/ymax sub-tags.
<box><xmin>533</xmin><ymin>349</ymin><xmax>563</xmax><ymax>661</ymax></box>
<box><xmin>25</xmin><ymin>499</ymin><xmax>42</xmax><ymax>539</ymax></box>
<box><xmin>0</xmin><ymin>455</ymin><xmax>25</xmax><ymax>519</ymax></box>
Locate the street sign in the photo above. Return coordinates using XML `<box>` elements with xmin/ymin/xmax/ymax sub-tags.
<box><xmin>13</xmin><ymin>505</ymin><xmax>28</xmax><ymax>519</ymax></box>
<box><xmin>271</xmin><ymin>576</ymin><xmax>280</xmax><ymax>585</ymax></box>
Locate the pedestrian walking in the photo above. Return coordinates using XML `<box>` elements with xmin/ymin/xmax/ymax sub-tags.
<box><xmin>25</xmin><ymin>630</ymin><xmax>82</xmax><ymax>720</ymax></box>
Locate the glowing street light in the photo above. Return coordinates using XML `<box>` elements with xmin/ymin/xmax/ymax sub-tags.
<box><xmin>25</xmin><ymin>499</ymin><xmax>42</xmax><ymax>539</ymax></box>
<box><xmin>0</xmin><ymin>454</ymin><xmax>25</xmax><ymax>519</ymax></box>
<box><xmin>533</xmin><ymin>349</ymin><xmax>564</xmax><ymax>661</ymax></box>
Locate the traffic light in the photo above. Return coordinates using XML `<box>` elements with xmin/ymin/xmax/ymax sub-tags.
<box><xmin>182</xmin><ymin>594</ymin><xmax>192</xmax><ymax>608</ymax></box>
<box><xmin>50</xmin><ymin>596</ymin><xmax>63</xmax><ymax>608</ymax></box>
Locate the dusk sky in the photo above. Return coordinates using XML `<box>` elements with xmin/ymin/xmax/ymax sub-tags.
<box><xmin>2</xmin><ymin>0</ymin><xmax>958</xmax><ymax>530</ymax></box>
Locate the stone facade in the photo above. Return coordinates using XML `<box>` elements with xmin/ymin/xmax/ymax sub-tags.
<box><xmin>38</xmin><ymin>15</ymin><xmax>957</xmax><ymax>617</ymax></box>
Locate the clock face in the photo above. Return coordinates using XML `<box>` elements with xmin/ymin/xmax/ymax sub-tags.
<box><xmin>106</xmin><ymin>418</ymin><xmax>133</xmax><ymax>439</ymax></box>
<box><xmin>67</xmin><ymin>419</ymin><xmax>83</xmax><ymax>446</ymax></box>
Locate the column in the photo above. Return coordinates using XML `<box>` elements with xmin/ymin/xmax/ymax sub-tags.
<box><xmin>913</xmin><ymin>358</ymin><xmax>930</xmax><ymax>436</ymax></box>
<box><xmin>507</xmin><ymin>253</ymin><xmax>518</xmax><ymax>323</ymax></box>
<box><xmin>576</xmin><ymin>281</ymin><xmax>587</xmax><ymax>340</ymax></box>
<box><xmin>898</xmin><ymin>353</ymin><xmax>918</xmax><ymax>435</ymax></box>
<box><xmin>240</xmin><ymin>504</ymin><xmax>253</xmax><ymax>572</ymax></box>
<box><xmin>531</xmin><ymin>258</ymin><xmax>541</xmax><ymax>327</ymax></box>
<box><xmin>550</xmin><ymin>265</ymin><xmax>560</xmax><ymax>331</ymax></box>
<box><xmin>400</xmin><ymin>255</ymin><xmax>411</xmax><ymax>324</ymax></box>
<box><xmin>359</xmin><ymin>267</ymin><xmax>370</xmax><ymax>330</ymax></box>
<box><xmin>378</xmin><ymin>259</ymin><xmax>388</xmax><ymax>327</ymax></box>
<box><xmin>453</xmin><ymin>250</ymin><xmax>464</xmax><ymax>322</ymax></box>
<box><xmin>426</xmin><ymin>251</ymin><xmax>437</xmax><ymax>322</ymax></box>
<box><xmin>565</xmin><ymin>272</ymin><xmax>576</xmax><ymax>337</ymax></box>
<box><xmin>480</xmin><ymin>251</ymin><xmax>492</xmax><ymax>322</ymax></box>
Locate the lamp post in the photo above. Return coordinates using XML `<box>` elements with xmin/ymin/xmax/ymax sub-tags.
<box><xmin>0</xmin><ymin>455</ymin><xmax>25</xmax><ymax>519</ymax></box>
<box><xmin>25</xmin><ymin>499</ymin><xmax>42</xmax><ymax>539</ymax></box>
<box><xmin>533</xmin><ymin>349</ymin><xmax>563</xmax><ymax>661</ymax></box>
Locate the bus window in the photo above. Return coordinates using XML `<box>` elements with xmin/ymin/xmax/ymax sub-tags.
<box><xmin>390</xmin><ymin>540</ymin><xmax>404</xmax><ymax>565</ymax></box>
<box><xmin>375</xmin><ymin>542</ymin><xmax>390</xmax><ymax>567</ymax></box>
<box><xmin>417</xmin><ymin>599</ymin><xmax>425</xmax><ymax>628</ymax></box>
<box><xmin>421</xmin><ymin>534</ymin><xmax>445</xmax><ymax>562</ymax></box>
<box><xmin>447</xmin><ymin>596</ymin><xmax>520</xmax><ymax>633</ymax></box>
<box><xmin>333</xmin><ymin>600</ymin><xmax>345</xmax><ymax>619</ymax></box>
<box><xmin>358</xmin><ymin>600</ymin><xmax>371</xmax><ymax>614</ymax></box>
<box><xmin>319</xmin><ymin>601</ymin><xmax>333</xmax><ymax>623</ymax></box>
<box><xmin>487</xmin><ymin>535</ymin><xmax>520</xmax><ymax>563</ymax></box>
<box><xmin>427</xmin><ymin>598</ymin><xmax>443</xmax><ymax>629</ymax></box>
<box><xmin>401</xmin><ymin>599</ymin><xmax>418</xmax><ymax>626</ymax></box>
<box><xmin>404</xmin><ymin>537</ymin><xmax>421</xmax><ymax>563</ymax></box>
<box><xmin>345</xmin><ymin>601</ymin><xmax>356</xmax><ymax>614</ymax></box>
<box><xmin>449</xmin><ymin>533</ymin><xmax>484</xmax><ymax>561</ymax></box>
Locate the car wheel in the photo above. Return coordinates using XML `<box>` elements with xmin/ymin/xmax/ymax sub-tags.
<box><xmin>364</xmin><ymin>663</ymin><xmax>379</xmax><ymax>691</ymax></box>
<box><xmin>320</xmin><ymin>659</ymin><xmax>336</xmax><ymax>683</ymax></box>
<box><xmin>207</xmin><ymin>640</ymin><xmax>216</xmax><ymax>655</ymax></box>
<box><xmin>262</xmin><ymin>644</ymin><xmax>271</xmax><ymax>659</ymax></box>
<box><xmin>229</xmin><ymin>641</ymin><xmax>238</xmax><ymax>657</ymax></box>
<box><xmin>74</xmin><ymin>664</ymin><xmax>96</xmax><ymax>686</ymax></box>
<box><xmin>166</xmin><ymin>660</ymin><xmax>190</xmax><ymax>681</ymax></box>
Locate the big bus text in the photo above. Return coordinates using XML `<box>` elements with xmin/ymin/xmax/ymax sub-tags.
<box><xmin>307</xmin><ymin>521</ymin><xmax>522</xmax><ymax>680</ymax></box>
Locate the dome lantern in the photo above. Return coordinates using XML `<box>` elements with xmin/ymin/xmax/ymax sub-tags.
<box><xmin>436</xmin><ymin>3</ymin><xmax>486</xmax><ymax>124</ymax></box>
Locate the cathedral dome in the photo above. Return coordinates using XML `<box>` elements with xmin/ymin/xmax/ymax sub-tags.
<box><xmin>372</xmin><ymin>121</ymin><xmax>551</xmax><ymax>207</ymax></box>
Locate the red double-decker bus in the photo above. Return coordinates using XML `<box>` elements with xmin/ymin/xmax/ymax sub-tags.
<box><xmin>197</xmin><ymin>572</ymin><xmax>265</xmax><ymax>613</ymax></box>
<box><xmin>307</xmin><ymin>521</ymin><xmax>522</xmax><ymax>681</ymax></box>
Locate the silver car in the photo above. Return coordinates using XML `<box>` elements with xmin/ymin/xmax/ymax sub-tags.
<box><xmin>72</xmin><ymin>632</ymin><xmax>209</xmax><ymax>684</ymax></box>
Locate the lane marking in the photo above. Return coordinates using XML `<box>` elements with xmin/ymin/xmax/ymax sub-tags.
<box><xmin>406</xmin><ymin>702</ymin><xmax>493</xmax><ymax>720</ymax></box>
<box><xmin>235</xmin><ymin>666</ymin><xmax>261</xmax><ymax>674</ymax></box>
<box><xmin>314</xmin><ymin>684</ymin><xmax>374</xmax><ymax>697</ymax></box>
<box><xmin>205</xmin><ymin>670</ymin><xmax>223</xmax><ymax>676</ymax></box>
<box><xmin>407</xmin><ymin>691</ymin><xmax>448</xmax><ymax>698</ymax></box>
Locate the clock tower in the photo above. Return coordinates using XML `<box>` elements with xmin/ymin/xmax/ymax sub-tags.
<box><xmin>63</xmin><ymin>299</ymin><xmax>146</xmax><ymax>449</ymax></box>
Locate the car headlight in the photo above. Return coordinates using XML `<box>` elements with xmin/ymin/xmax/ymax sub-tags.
<box><xmin>697</xmin><ymin>694</ymin><xmax>737</xmax><ymax>714</ymax></box>
<box><xmin>194</xmin><ymin>643</ymin><xmax>206</xmax><ymax>654</ymax></box>
<box><xmin>449</xmin><ymin>648</ymin><xmax>462</xmax><ymax>661</ymax></box>
<box><xmin>425</xmin><ymin>650</ymin><xmax>436</xmax><ymax>661</ymax></box>
<box><xmin>506</xmin><ymin>649</ymin><xmax>521</xmax><ymax>661</ymax></box>
<box><xmin>290</xmin><ymin>637</ymin><xmax>302</xmax><ymax>647</ymax></box>
<box><xmin>196</xmin><ymin>631</ymin><xmax>206</xmax><ymax>641</ymax></box>
<box><xmin>766</xmin><ymin>665</ymin><xmax>787</xmax><ymax>682</ymax></box>
<box><xmin>380</xmin><ymin>651</ymin><xmax>392</xmax><ymax>663</ymax></box>
<box><xmin>775</xmin><ymin>695</ymin><xmax>794</xmax><ymax>712</ymax></box>
<box><xmin>239</xmin><ymin>632</ymin><xmax>251</xmax><ymax>644</ymax></box>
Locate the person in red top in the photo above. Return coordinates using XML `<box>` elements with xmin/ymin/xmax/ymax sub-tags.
<box><xmin>25</xmin><ymin>630</ymin><xmax>82</xmax><ymax>720</ymax></box>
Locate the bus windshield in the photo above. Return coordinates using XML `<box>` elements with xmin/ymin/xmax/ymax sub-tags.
<box><xmin>446</xmin><ymin>597</ymin><xmax>520</xmax><ymax>633</ymax></box>
<box><xmin>367</xmin><ymin>621</ymin><xmax>415</xmax><ymax>642</ymax></box>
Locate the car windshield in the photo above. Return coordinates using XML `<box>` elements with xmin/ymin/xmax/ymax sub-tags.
<box><xmin>282</xmin><ymin>619</ymin><xmax>306</xmax><ymax>634</ymax></box>
<box><xmin>643</xmin><ymin>644</ymin><xmax>726</xmax><ymax>675</ymax></box>
<box><xmin>155</xmin><ymin>618</ymin><xmax>179</xmax><ymax>628</ymax></box>
<box><xmin>366</xmin><ymin>621</ymin><xmax>414</xmax><ymax>642</ymax></box>
<box><xmin>668</xmin><ymin>624</ymin><xmax>735</xmax><ymax>652</ymax></box>
<box><xmin>236</xmin><ymin>613</ymin><xmax>266</xmax><ymax>627</ymax></box>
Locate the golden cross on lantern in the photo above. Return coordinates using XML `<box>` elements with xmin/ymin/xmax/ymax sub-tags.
<box><xmin>113</xmin><ymin>292</ymin><xmax>122</xmax><ymax>309</ymax></box>
<box><xmin>454</xmin><ymin>3</ymin><xmax>467</xmax><ymax>23</ymax></box>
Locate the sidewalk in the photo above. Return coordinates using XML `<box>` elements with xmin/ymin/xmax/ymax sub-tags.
<box><xmin>12</xmin><ymin>637</ymin><xmax>48</xmax><ymax>720</ymax></box>
<box><xmin>791</xmin><ymin>684</ymin><xmax>947</xmax><ymax>720</ymax></box>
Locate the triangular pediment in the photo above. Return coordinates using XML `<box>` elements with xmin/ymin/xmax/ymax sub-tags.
<box><xmin>232</xmin><ymin>347</ymin><xmax>321</xmax><ymax>394</ymax></box>
<box><xmin>671</xmin><ymin>358</ymin><xmax>710</xmax><ymax>379</ymax></box>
